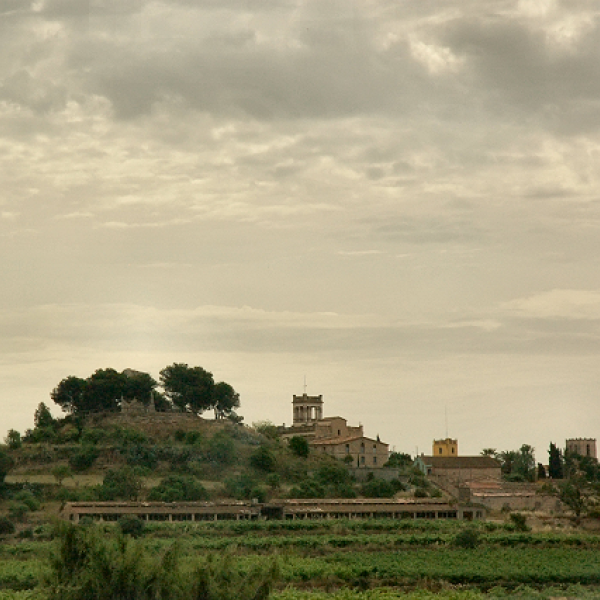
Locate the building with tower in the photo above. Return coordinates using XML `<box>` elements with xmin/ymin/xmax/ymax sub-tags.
<box><xmin>280</xmin><ymin>393</ymin><xmax>389</xmax><ymax>469</ymax></box>
<box><xmin>433</xmin><ymin>438</ymin><xmax>458</xmax><ymax>457</ymax></box>
<box><xmin>566</xmin><ymin>438</ymin><xmax>597</xmax><ymax>459</ymax></box>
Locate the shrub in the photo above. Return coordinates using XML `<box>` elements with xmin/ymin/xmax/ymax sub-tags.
<box><xmin>148</xmin><ymin>474</ymin><xmax>209</xmax><ymax>502</ymax></box>
<box><xmin>453</xmin><ymin>526</ymin><xmax>480</xmax><ymax>549</ymax></box>
<box><xmin>0</xmin><ymin>516</ymin><xmax>15</xmax><ymax>535</ymax></box>
<box><xmin>249</xmin><ymin>486</ymin><xmax>267</xmax><ymax>503</ymax></box>
<box><xmin>69</xmin><ymin>444</ymin><xmax>99</xmax><ymax>472</ymax></box>
<box><xmin>360</xmin><ymin>478</ymin><xmax>396</xmax><ymax>498</ymax></box>
<box><xmin>288</xmin><ymin>436</ymin><xmax>309</xmax><ymax>458</ymax></box>
<box><xmin>509</xmin><ymin>512</ymin><xmax>530</xmax><ymax>532</ymax></box>
<box><xmin>118</xmin><ymin>515</ymin><xmax>145</xmax><ymax>538</ymax></box>
<box><xmin>0</xmin><ymin>450</ymin><xmax>14</xmax><ymax>483</ymax></box>
<box><xmin>414</xmin><ymin>487</ymin><xmax>428</xmax><ymax>498</ymax></box>
<box><xmin>265</xmin><ymin>473</ymin><xmax>281</xmax><ymax>490</ymax></box>
<box><xmin>250</xmin><ymin>445</ymin><xmax>276</xmax><ymax>472</ymax></box>
<box><xmin>52</xmin><ymin>465</ymin><xmax>73</xmax><ymax>486</ymax></box>
<box><xmin>121</xmin><ymin>444</ymin><xmax>158</xmax><ymax>470</ymax></box>
<box><xmin>208</xmin><ymin>432</ymin><xmax>235</xmax><ymax>466</ymax></box>
<box><xmin>14</xmin><ymin>490</ymin><xmax>40</xmax><ymax>511</ymax></box>
<box><xmin>98</xmin><ymin>467</ymin><xmax>142</xmax><ymax>501</ymax></box>
<box><xmin>185</xmin><ymin>430</ymin><xmax>203</xmax><ymax>445</ymax></box>
<box><xmin>45</xmin><ymin>522</ymin><xmax>279</xmax><ymax>600</ymax></box>
<box><xmin>9</xmin><ymin>502</ymin><xmax>30</xmax><ymax>522</ymax></box>
<box><xmin>224</xmin><ymin>473</ymin><xmax>256</xmax><ymax>500</ymax></box>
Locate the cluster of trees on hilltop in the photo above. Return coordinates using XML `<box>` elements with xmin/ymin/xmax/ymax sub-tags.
<box><xmin>50</xmin><ymin>363</ymin><xmax>240</xmax><ymax>419</ymax></box>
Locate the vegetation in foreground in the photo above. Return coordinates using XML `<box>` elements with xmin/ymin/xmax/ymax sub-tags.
<box><xmin>0</xmin><ymin>520</ymin><xmax>600</xmax><ymax>599</ymax></box>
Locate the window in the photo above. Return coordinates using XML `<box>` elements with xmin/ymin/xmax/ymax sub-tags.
<box><xmin>439</xmin><ymin>447</ymin><xmax>442</xmax><ymax>454</ymax></box>
<box><xmin>373</xmin><ymin>457</ymin><xmax>377</xmax><ymax>465</ymax></box>
<box><xmin>360</xmin><ymin>443</ymin><xmax>365</xmax><ymax>454</ymax></box>
<box><xmin>373</xmin><ymin>445</ymin><xmax>376</xmax><ymax>454</ymax></box>
<box><xmin>345</xmin><ymin>444</ymin><xmax>350</xmax><ymax>454</ymax></box>
<box><xmin>360</xmin><ymin>456</ymin><xmax>365</xmax><ymax>466</ymax></box>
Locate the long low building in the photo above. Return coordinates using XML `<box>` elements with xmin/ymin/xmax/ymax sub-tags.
<box><xmin>61</xmin><ymin>499</ymin><xmax>485</xmax><ymax>523</ymax></box>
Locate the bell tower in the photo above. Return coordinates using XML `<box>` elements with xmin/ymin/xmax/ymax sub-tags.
<box><xmin>292</xmin><ymin>393</ymin><xmax>323</xmax><ymax>425</ymax></box>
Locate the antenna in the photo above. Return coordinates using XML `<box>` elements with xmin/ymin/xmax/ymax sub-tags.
<box><xmin>445</xmin><ymin>405</ymin><xmax>448</xmax><ymax>438</ymax></box>
<box><xmin>303</xmin><ymin>375</ymin><xmax>307</xmax><ymax>394</ymax></box>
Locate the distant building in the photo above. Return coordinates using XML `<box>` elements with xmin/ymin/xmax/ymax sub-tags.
<box><xmin>566</xmin><ymin>438</ymin><xmax>597</xmax><ymax>459</ymax></box>
<box><xmin>415</xmin><ymin>455</ymin><xmax>502</xmax><ymax>485</ymax></box>
<box><xmin>280</xmin><ymin>393</ymin><xmax>389</xmax><ymax>468</ymax></box>
<box><xmin>433</xmin><ymin>438</ymin><xmax>458</xmax><ymax>457</ymax></box>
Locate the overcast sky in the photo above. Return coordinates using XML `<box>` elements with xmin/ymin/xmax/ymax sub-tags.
<box><xmin>2</xmin><ymin>0</ymin><xmax>600</xmax><ymax>460</ymax></box>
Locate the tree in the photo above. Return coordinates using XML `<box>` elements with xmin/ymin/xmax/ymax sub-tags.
<box><xmin>288</xmin><ymin>436</ymin><xmax>309</xmax><ymax>458</ymax></box>
<box><xmin>159</xmin><ymin>363</ymin><xmax>215</xmax><ymax>414</ymax></box>
<box><xmin>0</xmin><ymin>451</ymin><xmax>14</xmax><ymax>483</ymax></box>
<box><xmin>480</xmin><ymin>448</ymin><xmax>497</xmax><ymax>457</ymax></box>
<box><xmin>250</xmin><ymin>445</ymin><xmax>276</xmax><ymax>472</ymax></box>
<box><xmin>85</xmin><ymin>368</ymin><xmax>126</xmax><ymax>413</ymax></box>
<box><xmin>51</xmin><ymin>376</ymin><xmax>87</xmax><ymax>413</ymax></box>
<box><xmin>52</xmin><ymin>465</ymin><xmax>73</xmax><ymax>487</ymax></box>
<box><xmin>497</xmin><ymin>445</ymin><xmax>536</xmax><ymax>482</ymax></box>
<box><xmin>122</xmin><ymin>370</ymin><xmax>158</xmax><ymax>404</ymax></box>
<box><xmin>148</xmin><ymin>475</ymin><xmax>209</xmax><ymax>502</ymax></box>
<box><xmin>559</xmin><ymin>478</ymin><xmax>587</xmax><ymax>522</ymax></box>
<box><xmin>98</xmin><ymin>467</ymin><xmax>142</xmax><ymax>501</ymax></box>
<box><xmin>384</xmin><ymin>452</ymin><xmax>412</xmax><ymax>468</ymax></box>
<box><xmin>34</xmin><ymin>402</ymin><xmax>55</xmax><ymax>429</ymax></box>
<box><xmin>537</xmin><ymin>463</ymin><xmax>547</xmax><ymax>480</ymax></box>
<box><xmin>212</xmin><ymin>382</ymin><xmax>240</xmax><ymax>420</ymax></box>
<box><xmin>548</xmin><ymin>442</ymin><xmax>564</xmax><ymax>479</ymax></box>
<box><xmin>4</xmin><ymin>429</ymin><xmax>21</xmax><ymax>450</ymax></box>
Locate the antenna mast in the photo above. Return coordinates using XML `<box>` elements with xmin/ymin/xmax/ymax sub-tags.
<box><xmin>445</xmin><ymin>405</ymin><xmax>448</xmax><ymax>438</ymax></box>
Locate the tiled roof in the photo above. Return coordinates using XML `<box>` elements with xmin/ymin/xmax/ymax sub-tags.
<box><xmin>310</xmin><ymin>435</ymin><xmax>386</xmax><ymax>446</ymax></box>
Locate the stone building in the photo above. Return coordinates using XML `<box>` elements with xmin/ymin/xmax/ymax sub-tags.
<box><xmin>280</xmin><ymin>393</ymin><xmax>389</xmax><ymax>468</ymax></box>
<box><xmin>311</xmin><ymin>434</ymin><xmax>389</xmax><ymax>469</ymax></box>
<box><xmin>566</xmin><ymin>438</ymin><xmax>597</xmax><ymax>459</ymax></box>
<box><xmin>415</xmin><ymin>455</ymin><xmax>502</xmax><ymax>485</ymax></box>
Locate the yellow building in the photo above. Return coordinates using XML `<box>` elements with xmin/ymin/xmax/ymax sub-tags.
<box><xmin>433</xmin><ymin>438</ymin><xmax>458</xmax><ymax>457</ymax></box>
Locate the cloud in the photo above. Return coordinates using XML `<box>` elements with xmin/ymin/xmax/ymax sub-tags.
<box><xmin>502</xmin><ymin>289</ymin><xmax>600</xmax><ymax>320</ymax></box>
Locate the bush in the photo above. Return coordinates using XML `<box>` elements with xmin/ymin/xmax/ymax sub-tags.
<box><xmin>98</xmin><ymin>467</ymin><xmax>142</xmax><ymax>501</ymax></box>
<box><xmin>509</xmin><ymin>512</ymin><xmax>530</xmax><ymax>532</ymax></box>
<box><xmin>69</xmin><ymin>444</ymin><xmax>99</xmax><ymax>472</ymax></box>
<box><xmin>360</xmin><ymin>478</ymin><xmax>397</xmax><ymax>498</ymax></box>
<box><xmin>14</xmin><ymin>490</ymin><xmax>40</xmax><ymax>511</ymax></box>
<box><xmin>414</xmin><ymin>487</ymin><xmax>429</xmax><ymax>498</ymax></box>
<box><xmin>0</xmin><ymin>516</ymin><xmax>15</xmax><ymax>535</ymax></box>
<box><xmin>121</xmin><ymin>444</ymin><xmax>158</xmax><ymax>470</ymax></box>
<box><xmin>118</xmin><ymin>515</ymin><xmax>145</xmax><ymax>538</ymax></box>
<box><xmin>148</xmin><ymin>474</ymin><xmax>209</xmax><ymax>502</ymax></box>
<box><xmin>250</xmin><ymin>445</ymin><xmax>276</xmax><ymax>472</ymax></box>
<box><xmin>9</xmin><ymin>502</ymin><xmax>30</xmax><ymax>522</ymax></box>
<box><xmin>208</xmin><ymin>432</ymin><xmax>236</xmax><ymax>466</ymax></box>
<box><xmin>453</xmin><ymin>526</ymin><xmax>480</xmax><ymax>549</ymax></box>
<box><xmin>185</xmin><ymin>430</ymin><xmax>203</xmax><ymax>445</ymax></box>
<box><xmin>224</xmin><ymin>473</ymin><xmax>257</xmax><ymax>500</ymax></box>
<box><xmin>45</xmin><ymin>522</ymin><xmax>279</xmax><ymax>600</ymax></box>
<box><xmin>288</xmin><ymin>436</ymin><xmax>309</xmax><ymax>458</ymax></box>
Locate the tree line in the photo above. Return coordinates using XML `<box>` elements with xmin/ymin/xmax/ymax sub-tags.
<box><xmin>50</xmin><ymin>363</ymin><xmax>240</xmax><ymax>420</ymax></box>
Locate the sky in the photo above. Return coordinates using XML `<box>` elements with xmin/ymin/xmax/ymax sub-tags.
<box><xmin>2</xmin><ymin>0</ymin><xmax>600</xmax><ymax>461</ymax></box>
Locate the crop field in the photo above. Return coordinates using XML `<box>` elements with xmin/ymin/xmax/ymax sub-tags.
<box><xmin>1</xmin><ymin>519</ymin><xmax>600</xmax><ymax>599</ymax></box>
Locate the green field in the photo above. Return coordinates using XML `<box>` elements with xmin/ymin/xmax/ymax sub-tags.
<box><xmin>1</xmin><ymin>519</ymin><xmax>600</xmax><ymax>599</ymax></box>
